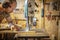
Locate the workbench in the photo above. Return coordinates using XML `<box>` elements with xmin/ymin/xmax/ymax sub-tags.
<box><xmin>0</xmin><ymin>30</ymin><xmax>17</xmax><ymax>40</ymax></box>
<box><xmin>15</xmin><ymin>31</ymin><xmax>50</xmax><ymax>40</ymax></box>
<box><xmin>0</xmin><ymin>31</ymin><xmax>50</xmax><ymax>40</ymax></box>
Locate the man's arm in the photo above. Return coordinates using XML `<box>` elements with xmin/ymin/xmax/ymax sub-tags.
<box><xmin>6</xmin><ymin>16</ymin><xmax>19</xmax><ymax>26</ymax></box>
<box><xmin>6</xmin><ymin>16</ymin><xmax>13</xmax><ymax>24</ymax></box>
<box><xmin>6</xmin><ymin>16</ymin><xmax>20</xmax><ymax>31</ymax></box>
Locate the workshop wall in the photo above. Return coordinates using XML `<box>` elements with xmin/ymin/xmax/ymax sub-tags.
<box><xmin>45</xmin><ymin>0</ymin><xmax>59</xmax><ymax>39</ymax></box>
<box><xmin>10</xmin><ymin>0</ymin><xmax>44</xmax><ymax>30</ymax></box>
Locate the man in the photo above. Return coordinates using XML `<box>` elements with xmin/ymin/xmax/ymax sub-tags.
<box><xmin>0</xmin><ymin>0</ymin><xmax>18</xmax><ymax>29</ymax></box>
<box><xmin>0</xmin><ymin>0</ymin><xmax>20</xmax><ymax>31</ymax></box>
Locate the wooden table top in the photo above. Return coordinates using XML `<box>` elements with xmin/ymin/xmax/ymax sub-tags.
<box><xmin>0</xmin><ymin>31</ymin><xmax>17</xmax><ymax>33</ymax></box>
<box><xmin>0</xmin><ymin>31</ymin><xmax>49</xmax><ymax>37</ymax></box>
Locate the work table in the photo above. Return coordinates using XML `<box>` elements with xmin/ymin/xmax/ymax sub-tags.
<box><xmin>0</xmin><ymin>30</ymin><xmax>49</xmax><ymax>37</ymax></box>
<box><xmin>0</xmin><ymin>30</ymin><xmax>50</xmax><ymax>40</ymax></box>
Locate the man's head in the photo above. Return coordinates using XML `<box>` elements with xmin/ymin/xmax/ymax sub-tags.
<box><xmin>2</xmin><ymin>0</ymin><xmax>17</xmax><ymax>13</ymax></box>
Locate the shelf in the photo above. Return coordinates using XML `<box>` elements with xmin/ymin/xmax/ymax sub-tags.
<box><xmin>13</xmin><ymin>19</ymin><xmax>26</xmax><ymax>21</ymax></box>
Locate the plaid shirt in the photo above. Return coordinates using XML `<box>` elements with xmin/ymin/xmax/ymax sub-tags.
<box><xmin>0</xmin><ymin>11</ymin><xmax>10</xmax><ymax>23</ymax></box>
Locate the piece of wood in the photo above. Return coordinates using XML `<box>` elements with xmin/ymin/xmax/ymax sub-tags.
<box><xmin>0</xmin><ymin>28</ymin><xmax>11</xmax><ymax>30</ymax></box>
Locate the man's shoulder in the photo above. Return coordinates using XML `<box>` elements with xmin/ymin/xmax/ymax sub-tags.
<box><xmin>3</xmin><ymin>12</ymin><xmax>10</xmax><ymax>18</ymax></box>
<box><xmin>0</xmin><ymin>7</ymin><xmax>4</xmax><ymax>11</ymax></box>
<box><xmin>0</xmin><ymin>7</ymin><xmax>4</xmax><ymax>14</ymax></box>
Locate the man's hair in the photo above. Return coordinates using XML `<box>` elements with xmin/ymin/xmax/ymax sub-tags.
<box><xmin>2</xmin><ymin>2</ymin><xmax>11</xmax><ymax>9</ymax></box>
<box><xmin>9</xmin><ymin>0</ymin><xmax>16</xmax><ymax>3</ymax></box>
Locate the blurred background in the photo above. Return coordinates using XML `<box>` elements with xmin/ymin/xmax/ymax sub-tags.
<box><xmin>0</xmin><ymin>0</ymin><xmax>60</xmax><ymax>40</ymax></box>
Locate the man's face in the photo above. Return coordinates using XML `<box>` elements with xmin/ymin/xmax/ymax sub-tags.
<box><xmin>6</xmin><ymin>7</ymin><xmax>13</xmax><ymax>13</ymax></box>
<box><xmin>5</xmin><ymin>2</ymin><xmax>16</xmax><ymax>13</ymax></box>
